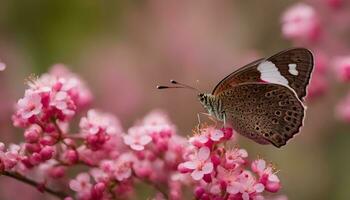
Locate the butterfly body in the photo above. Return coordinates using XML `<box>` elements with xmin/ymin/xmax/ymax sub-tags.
<box><xmin>198</xmin><ymin>48</ymin><xmax>314</xmax><ymax>148</ymax></box>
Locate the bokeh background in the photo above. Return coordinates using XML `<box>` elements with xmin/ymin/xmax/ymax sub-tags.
<box><xmin>0</xmin><ymin>0</ymin><xmax>349</xmax><ymax>199</ymax></box>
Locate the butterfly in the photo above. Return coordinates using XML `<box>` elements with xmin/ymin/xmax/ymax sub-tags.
<box><xmin>158</xmin><ymin>48</ymin><xmax>314</xmax><ymax>148</ymax></box>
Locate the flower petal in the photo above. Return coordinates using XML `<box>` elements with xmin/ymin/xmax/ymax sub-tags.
<box><xmin>197</xmin><ymin>146</ymin><xmax>210</xmax><ymax>161</ymax></box>
<box><xmin>191</xmin><ymin>170</ymin><xmax>204</xmax><ymax>180</ymax></box>
<box><xmin>183</xmin><ymin>161</ymin><xmax>198</xmax><ymax>170</ymax></box>
<box><xmin>202</xmin><ymin>162</ymin><xmax>213</xmax><ymax>174</ymax></box>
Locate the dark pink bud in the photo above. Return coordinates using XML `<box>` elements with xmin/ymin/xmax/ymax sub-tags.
<box><xmin>91</xmin><ymin>182</ymin><xmax>106</xmax><ymax>200</ymax></box>
<box><xmin>44</xmin><ymin>123</ymin><xmax>56</xmax><ymax>133</ymax></box>
<box><xmin>49</xmin><ymin>166</ymin><xmax>66</xmax><ymax>178</ymax></box>
<box><xmin>64</xmin><ymin>149</ymin><xmax>79</xmax><ymax>165</ymax></box>
<box><xmin>40</xmin><ymin>146</ymin><xmax>54</xmax><ymax>160</ymax></box>
<box><xmin>24</xmin><ymin>125</ymin><xmax>41</xmax><ymax>143</ymax></box>
<box><xmin>194</xmin><ymin>186</ymin><xmax>205</xmax><ymax>198</ymax></box>
<box><xmin>266</xmin><ymin>181</ymin><xmax>281</xmax><ymax>193</ymax></box>
<box><xmin>30</xmin><ymin>153</ymin><xmax>43</xmax><ymax>165</ymax></box>
<box><xmin>222</xmin><ymin>127</ymin><xmax>233</xmax><ymax>140</ymax></box>
<box><xmin>203</xmin><ymin>174</ymin><xmax>212</xmax><ymax>183</ymax></box>
<box><xmin>21</xmin><ymin>156</ymin><xmax>34</xmax><ymax>168</ymax></box>
<box><xmin>211</xmin><ymin>154</ymin><xmax>221</xmax><ymax>166</ymax></box>
<box><xmin>25</xmin><ymin>143</ymin><xmax>41</xmax><ymax>153</ymax></box>
<box><xmin>40</xmin><ymin>136</ymin><xmax>57</xmax><ymax>146</ymax></box>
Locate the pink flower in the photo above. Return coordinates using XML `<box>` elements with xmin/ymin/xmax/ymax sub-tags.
<box><xmin>326</xmin><ymin>0</ymin><xmax>344</xmax><ymax>9</ymax></box>
<box><xmin>224</xmin><ymin>148</ymin><xmax>248</xmax><ymax>169</ymax></box>
<box><xmin>181</xmin><ymin>146</ymin><xmax>213</xmax><ymax>180</ymax></box>
<box><xmin>216</xmin><ymin>166</ymin><xmax>241</xmax><ymax>195</ymax></box>
<box><xmin>234</xmin><ymin>171</ymin><xmax>265</xmax><ymax>199</ymax></box>
<box><xmin>334</xmin><ymin>56</ymin><xmax>350</xmax><ymax>82</ymax></box>
<box><xmin>69</xmin><ymin>173</ymin><xmax>92</xmax><ymax>195</ymax></box>
<box><xmin>281</xmin><ymin>3</ymin><xmax>321</xmax><ymax>42</ymax></box>
<box><xmin>16</xmin><ymin>91</ymin><xmax>43</xmax><ymax>119</ymax></box>
<box><xmin>80</xmin><ymin>109</ymin><xmax>121</xmax><ymax>135</ymax></box>
<box><xmin>80</xmin><ymin>109</ymin><xmax>122</xmax><ymax>150</ymax></box>
<box><xmin>0</xmin><ymin>144</ymin><xmax>22</xmax><ymax>170</ymax></box>
<box><xmin>24</xmin><ymin>124</ymin><xmax>42</xmax><ymax>143</ymax></box>
<box><xmin>114</xmin><ymin>160</ymin><xmax>132</xmax><ymax>181</ymax></box>
<box><xmin>123</xmin><ymin>127</ymin><xmax>152</xmax><ymax>151</ymax></box>
<box><xmin>50</xmin><ymin>91</ymin><xmax>75</xmax><ymax>117</ymax></box>
<box><xmin>189</xmin><ymin>127</ymin><xmax>224</xmax><ymax>147</ymax></box>
<box><xmin>336</xmin><ymin>93</ymin><xmax>350</xmax><ymax>122</ymax></box>
<box><xmin>0</xmin><ymin>62</ymin><xmax>6</xmax><ymax>71</ymax></box>
<box><xmin>252</xmin><ymin>159</ymin><xmax>281</xmax><ymax>193</ymax></box>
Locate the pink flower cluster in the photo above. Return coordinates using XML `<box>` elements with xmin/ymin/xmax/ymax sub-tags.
<box><xmin>280</xmin><ymin>1</ymin><xmax>350</xmax><ymax>122</ymax></box>
<box><xmin>178</xmin><ymin>127</ymin><xmax>281</xmax><ymax>200</ymax></box>
<box><xmin>0</xmin><ymin>65</ymin><xmax>284</xmax><ymax>200</ymax></box>
<box><xmin>68</xmin><ymin>110</ymin><xmax>189</xmax><ymax>200</ymax></box>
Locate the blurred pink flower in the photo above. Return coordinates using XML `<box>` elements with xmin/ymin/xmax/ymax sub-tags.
<box><xmin>69</xmin><ymin>173</ymin><xmax>92</xmax><ymax>199</ymax></box>
<box><xmin>336</xmin><ymin>93</ymin><xmax>350</xmax><ymax>122</ymax></box>
<box><xmin>333</xmin><ymin>56</ymin><xmax>350</xmax><ymax>82</ymax></box>
<box><xmin>123</xmin><ymin>127</ymin><xmax>152</xmax><ymax>151</ymax></box>
<box><xmin>281</xmin><ymin>3</ymin><xmax>321</xmax><ymax>42</ymax></box>
<box><xmin>16</xmin><ymin>91</ymin><xmax>43</xmax><ymax>119</ymax></box>
<box><xmin>325</xmin><ymin>0</ymin><xmax>344</xmax><ymax>9</ymax></box>
<box><xmin>0</xmin><ymin>62</ymin><xmax>6</xmax><ymax>71</ymax></box>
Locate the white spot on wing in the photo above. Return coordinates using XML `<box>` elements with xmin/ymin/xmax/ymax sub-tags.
<box><xmin>288</xmin><ymin>63</ymin><xmax>298</xmax><ymax>76</ymax></box>
<box><xmin>257</xmin><ymin>61</ymin><xmax>289</xmax><ymax>86</ymax></box>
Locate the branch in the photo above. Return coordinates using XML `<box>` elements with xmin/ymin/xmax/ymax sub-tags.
<box><xmin>1</xmin><ymin>171</ymin><xmax>68</xmax><ymax>199</ymax></box>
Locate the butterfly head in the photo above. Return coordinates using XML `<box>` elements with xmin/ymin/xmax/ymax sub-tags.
<box><xmin>198</xmin><ymin>93</ymin><xmax>208</xmax><ymax>105</ymax></box>
<box><xmin>198</xmin><ymin>93</ymin><xmax>225</xmax><ymax>121</ymax></box>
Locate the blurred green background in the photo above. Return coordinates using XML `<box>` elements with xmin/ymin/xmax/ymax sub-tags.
<box><xmin>0</xmin><ymin>1</ymin><xmax>349</xmax><ymax>199</ymax></box>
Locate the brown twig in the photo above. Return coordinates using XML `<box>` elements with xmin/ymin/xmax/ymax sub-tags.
<box><xmin>1</xmin><ymin>171</ymin><xmax>68</xmax><ymax>199</ymax></box>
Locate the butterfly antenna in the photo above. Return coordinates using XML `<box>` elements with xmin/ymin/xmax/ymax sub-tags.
<box><xmin>170</xmin><ymin>79</ymin><xmax>200</xmax><ymax>92</ymax></box>
<box><xmin>156</xmin><ymin>85</ymin><xmax>185</xmax><ymax>89</ymax></box>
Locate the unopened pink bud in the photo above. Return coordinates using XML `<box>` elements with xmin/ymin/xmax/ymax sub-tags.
<box><xmin>40</xmin><ymin>146</ymin><xmax>54</xmax><ymax>160</ymax></box>
<box><xmin>64</xmin><ymin>149</ymin><xmax>79</xmax><ymax>165</ymax></box>
<box><xmin>24</xmin><ymin>125</ymin><xmax>41</xmax><ymax>143</ymax></box>
<box><xmin>49</xmin><ymin>166</ymin><xmax>66</xmax><ymax>178</ymax></box>
<box><xmin>266</xmin><ymin>182</ymin><xmax>281</xmax><ymax>193</ymax></box>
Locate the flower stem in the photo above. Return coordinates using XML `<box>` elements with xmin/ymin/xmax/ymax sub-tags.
<box><xmin>1</xmin><ymin>171</ymin><xmax>68</xmax><ymax>199</ymax></box>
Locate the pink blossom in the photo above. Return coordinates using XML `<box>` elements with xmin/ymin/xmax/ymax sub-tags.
<box><xmin>50</xmin><ymin>90</ymin><xmax>75</xmax><ymax>117</ymax></box>
<box><xmin>114</xmin><ymin>160</ymin><xmax>132</xmax><ymax>181</ymax></box>
<box><xmin>252</xmin><ymin>159</ymin><xmax>281</xmax><ymax>193</ymax></box>
<box><xmin>0</xmin><ymin>62</ymin><xmax>6</xmax><ymax>71</ymax></box>
<box><xmin>325</xmin><ymin>0</ymin><xmax>344</xmax><ymax>9</ymax></box>
<box><xmin>216</xmin><ymin>166</ymin><xmax>241</xmax><ymax>195</ymax></box>
<box><xmin>281</xmin><ymin>3</ymin><xmax>321</xmax><ymax>42</ymax></box>
<box><xmin>123</xmin><ymin>127</ymin><xmax>152</xmax><ymax>151</ymax></box>
<box><xmin>69</xmin><ymin>173</ymin><xmax>92</xmax><ymax>194</ymax></box>
<box><xmin>24</xmin><ymin>125</ymin><xmax>42</xmax><ymax>143</ymax></box>
<box><xmin>39</xmin><ymin>146</ymin><xmax>54</xmax><ymax>161</ymax></box>
<box><xmin>16</xmin><ymin>91</ymin><xmax>43</xmax><ymax>119</ymax></box>
<box><xmin>0</xmin><ymin>144</ymin><xmax>22</xmax><ymax>170</ymax></box>
<box><xmin>334</xmin><ymin>56</ymin><xmax>350</xmax><ymax>82</ymax></box>
<box><xmin>224</xmin><ymin>148</ymin><xmax>248</xmax><ymax>169</ymax></box>
<box><xmin>233</xmin><ymin>171</ymin><xmax>265</xmax><ymax>199</ymax></box>
<box><xmin>80</xmin><ymin>109</ymin><xmax>122</xmax><ymax>150</ymax></box>
<box><xmin>182</xmin><ymin>146</ymin><xmax>213</xmax><ymax>180</ymax></box>
<box><xmin>336</xmin><ymin>93</ymin><xmax>350</xmax><ymax>122</ymax></box>
<box><xmin>189</xmin><ymin>127</ymin><xmax>224</xmax><ymax>147</ymax></box>
<box><xmin>80</xmin><ymin>109</ymin><xmax>121</xmax><ymax>136</ymax></box>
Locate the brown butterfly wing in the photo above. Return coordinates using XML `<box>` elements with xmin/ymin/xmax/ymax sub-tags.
<box><xmin>212</xmin><ymin>58</ymin><xmax>265</xmax><ymax>95</ymax></box>
<box><xmin>212</xmin><ymin>48</ymin><xmax>314</xmax><ymax>100</ymax></box>
<box><xmin>218</xmin><ymin>82</ymin><xmax>305</xmax><ymax>147</ymax></box>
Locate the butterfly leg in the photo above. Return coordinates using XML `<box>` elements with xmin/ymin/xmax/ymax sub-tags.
<box><xmin>223</xmin><ymin>113</ymin><xmax>227</xmax><ymax>128</ymax></box>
